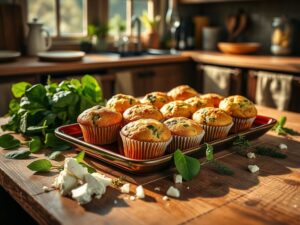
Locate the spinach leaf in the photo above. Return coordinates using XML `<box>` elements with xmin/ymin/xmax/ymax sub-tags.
<box><xmin>0</xmin><ymin>134</ymin><xmax>20</xmax><ymax>149</ymax></box>
<box><xmin>205</xmin><ymin>143</ymin><xmax>214</xmax><ymax>161</ymax></box>
<box><xmin>28</xmin><ymin>136</ymin><xmax>43</xmax><ymax>153</ymax></box>
<box><xmin>74</xmin><ymin>151</ymin><xmax>85</xmax><ymax>162</ymax></box>
<box><xmin>12</xmin><ymin>82</ymin><xmax>31</xmax><ymax>98</ymax></box>
<box><xmin>27</xmin><ymin>159</ymin><xmax>53</xmax><ymax>172</ymax></box>
<box><xmin>5</xmin><ymin>150</ymin><xmax>31</xmax><ymax>159</ymax></box>
<box><xmin>44</xmin><ymin>133</ymin><xmax>71</xmax><ymax>150</ymax></box>
<box><xmin>48</xmin><ymin>151</ymin><xmax>65</xmax><ymax>161</ymax></box>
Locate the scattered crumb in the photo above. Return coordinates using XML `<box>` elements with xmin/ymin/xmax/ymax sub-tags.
<box><xmin>120</xmin><ymin>183</ymin><xmax>130</xmax><ymax>194</ymax></box>
<box><xmin>130</xmin><ymin>196</ymin><xmax>136</xmax><ymax>201</ymax></box>
<box><xmin>154</xmin><ymin>187</ymin><xmax>161</xmax><ymax>192</ymax></box>
<box><xmin>173</xmin><ymin>174</ymin><xmax>183</xmax><ymax>184</ymax></box>
<box><xmin>166</xmin><ymin>186</ymin><xmax>180</xmax><ymax>198</ymax></box>
<box><xmin>186</xmin><ymin>186</ymin><xmax>190</xmax><ymax>190</ymax></box>
<box><xmin>136</xmin><ymin>185</ymin><xmax>145</xmax><ymax>199</ymax></box>
<box><xmin>279</xmin><ymin>143</ymin><xmax>288</xmax><ymax>150</ymax></box>
<box><xmin>247</xmin><ymin>152</ymin><xmax>256</xmax><ymax>159</ymax></box>
<box><xmin>162</xmin><ymin>196</ymin><xmax>169</xmax><ymax>201</ymax></box>
<box><xmin>248</xmin><ymin>165</ymin><xmax>260</xmax><ymax>173</ymax></box>
<box><xmin>114</xmin><ymin>200</ymin><xmax>118</xmax><ymax>205</ymax></box>
<box><xmin>42</xmin><ymin>186</ymin><xmax>51</xmax><ymax>192</ymax></box>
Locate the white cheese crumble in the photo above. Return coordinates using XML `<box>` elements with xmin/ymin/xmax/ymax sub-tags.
<box><xmin>154</xmin><ymin>187</ymin><xmax>161</xmax><ymax>191</ymax></box>
<box><xmin>42</xmin><ymin>186</ymin><xmax>51</xmax><ymax>192</ymax></box>
<box><xmin>114</xmin><ymin>200</ymin><xmax>118</xmax><ymax>205</ymax></box>
<box><xmin>120</xmin><ymin>183</ymin><xmax>130</xmax><ymax>194</ymax></box>
<box><xmin>52</xmin><ymin>170</ymin><xmax>78</xmax><ymax>196</ymax></box>
<box><xmin>248</xmin><ymin>165</ymin><xmax>260</xmax><ymax>173</ymax></box>
<box><xmin>162</xmin><ymin>196</ymin><xmax>169</xmax><ymax>201</ymax></box>
<box><xmin>71</xmin><ymin>183</ymin><xmax>92</xmax><ymax>204</ymax></box>
<box><xmin>186</xmin><ymin>186</ymin><xmax>190</xmax><ymax>190</ymax></box>
<box><xmin>130</xmin><ymin>196</ymin><xmax>136</xmax><ymax>201</ymax></box>
<box><xmin>166</xmin><ymin>186</ymin><xmax>180</xmax><ymax>198</ymax></box>
<box><xmin>279</xmin><ymin>143</ymin><xmax>288</xmax><ymax>150</ymax></box>
<box><xmin>64</xmin><ymin>158</ymin><xmax>88</xmax><ymax>180</ymax></box>
<box><xmin>136</xmin><ymin>185</ymin><xmax>145</xmax><ymax>199</ymax></box>
<box><xmin>173</xmin><ymin>174</ymin><xmax>183</xmax><ymax>184</ymax></box>
<box><xmin>247</xmin><ymin>152</ymin><xmax>256</xmax><ymax>159</ymax></box>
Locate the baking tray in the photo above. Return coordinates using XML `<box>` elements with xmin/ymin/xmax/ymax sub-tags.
<box><xmin>55</xmin><ymin>115</ymin><xmax>276</xmax><ymax>174</ymax></box>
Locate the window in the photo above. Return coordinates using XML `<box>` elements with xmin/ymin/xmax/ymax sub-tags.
<box><xmin>27</xmin><ymin>0</ymin><xmax>87</xmax><ymax>37</ymax></box>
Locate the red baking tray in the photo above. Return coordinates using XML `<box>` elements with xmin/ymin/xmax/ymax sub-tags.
<box><xmin>55</xmin><ymin>115</ymin><xmax>276</xmax><ymax>174</ymax></box>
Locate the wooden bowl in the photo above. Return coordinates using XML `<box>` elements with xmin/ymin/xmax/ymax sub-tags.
<box><xmin>218</xmin><ymin>42</ymin><xmax>261</xmax><ymax>55</ymax></box>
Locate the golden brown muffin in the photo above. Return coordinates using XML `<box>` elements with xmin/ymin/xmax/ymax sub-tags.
<box><xmin>164</xmin><ymin>117</ymin><xmax>203</xmax><ymax>137</ymax></box>
<box><xmin>141</xmin><ymin>92</ymin><xmax>172</xmax><ymax>109</ymax></box>
<box><xmin>185</xmin><ymin>96</ymin><xmax>214</xmax><ymax>113</ymax></box>
<box><xmin>168</xmin><ymin>85</ymin><xmax>199</xmax><ymax>100</ymax></box>
<box><xmin>121</xmin><ymin>119</ymin><xmax>171</xmax><ymax>142</ymax></box>
<box><xmin>106</xmin><ymin>94</ymin><xmax>140</xmax><ymax>114</ymax></box>
<box><xmin>160</xmin><ymin>100</ymin><xmax>193</xmax><ymax>119</ymax></box>
<box><xmin>219</xmin><ymin>95</ymin><xmax>257</xmax><ymax>118</ymax></box>
<box><xmin>200</xmin><ymin>93</ymin><xmax>225</xmax><ymax>107</ymax></box>
<box><xmin>77</xmin><ymin>105</ymin><xmax>122</xmax><ymax>126</ymax></box>
<box><xmin>192</xmin><ymin>107</ymin><xmax>232</xmax><ymax>126</ymax></box>
<box><xmin>123</xmin><ymin>104</ymin><xmax>164</xmax><ymax>124</ymax></box>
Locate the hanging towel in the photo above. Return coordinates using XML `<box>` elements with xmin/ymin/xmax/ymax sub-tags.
<box><xmin>202</xmin><ymin>65</ymin><xmax>232</xmax><ymax>96</ymax></box>
<box><xmin>255</xmin><ymin>71</ymin><xmax>293</xmax><ymax>111</ymax></box>
<box><xmin>114</xmin><ymin>71</ymin><xmax>135</xmax><ymax>96</ymax></box>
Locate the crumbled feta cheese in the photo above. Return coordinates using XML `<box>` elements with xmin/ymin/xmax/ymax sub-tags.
<box><xmin>162</xmin><ymin>196</ymin><xmax>169</xmax><ymax>201</ymax></box>
<box><xmin>71</xmin><ymin>183</ymin><xmax>92</xmax><ymax>204</ymax></box>
<box><xmin>136</xmin><ymin>185</ymin><xmax>145</xmax><ymax>199</ymax></box>
<box><xmin>114</xmin><ymin>200</ymin><xmax>118</xmax><ymax>205</ymax></box>
<box><xmin>91</xmin><ymin>173</ymin><xmax>112</xmax><ymax>186</ymax></box>
<box><xmin>154</xmin><ymin>187</ymin><xmax>161</xmax><ymax>192</ymax></box>
<box><xmin>84</xmin><ymin>173</ymin><xmax>106</xmax><ymax>198</ymax></box>
<box><xmin>64</xmin><ymin>158</ymin><xmax>88</xmax><ymax>180</ymax></box>
<box><xmin>248</xmin><ymin>165</ymin><xmax>260</xmax><ymax>173</ymax></box>
<box><xmin>52</xmin><ymin>170</ymin><xmax>78</xmax><ymax>196</ymax></box>
<box><xmin>186</xmin><ymin>186</ymin><xmax>190</xmax><ymax>190</ymax></box>
<box><xmin>120</xmin><ymin>183</ymin><xmax>130</xmax><ymax>194</ymax></box>
<box><xmin>42</xmin><ymin>186</ymin><xmax>51</xmax><ymax>192</ymax></box>
<box><xmin>279</xmin><ymin>143</ymin><xmax>288</xmax><ymax>150</ymax></box>
<box><xmin>130</xmin><ymin>196</ymin><xmax>136</xmax><ymax>201</ymax></box>
<box><xmin>166</xmin><ymin>186</ymin><xmax>180</xmax><ymax>198</ymax></box>
<box><xmin>247</xmin><ymin>152</ymin><xmax>256</xmax><ymax>159</ymax></box>
<box><xmin>173</xmin><ymin>174</ymin><xmax>182</xmax><ymax>184</ymax></box>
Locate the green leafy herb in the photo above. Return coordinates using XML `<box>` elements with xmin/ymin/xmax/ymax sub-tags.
<box><xmin>147</xmin><ymin>125</ymin><xmax>160</xmax><ymax>138</ymax></box>
<box><xmin>28</xmin><ymin>136</ymin><xmax>43</xmax><ymax>153</ymax></box>
<box><xmin>5</xmin><ymin>150</ymin><xmax>31</xmax><ymax>159</ymax></box>
<box><xmin>44</xmin><ymin>133</ymin><xmax>71</xmax><ymax>150</ymax></box>
<box><xmin>272</xmin><ymin>116</ymin><xmax>298</xmax><ymax>136</ymax></box>
<box><xmin>48</xmin><ymin>151</ymin><xmax>65</xmax><ymax>161</ymax></box>
<box><xmin>111</xmin><ymin>176</ymin><xmax>126</xmax><ymax>187</ymax></box>
<box><xmin>205</xmin><ymin>143</ymin><xmax>214</xmax><ymax>161</ymax></box>
<box><xmin>174</xmin><ymin>149</ymin><xmax>201</xmax><ymax>181</ymax></box>
<box><xmin>0</xmin><ymin>134</ymin><xmax>20</xmax><ymax>149</ymax></box>
<box><xmin>12</xmin><ymin>82</ymin><xmax>31</xmax><ymax>98</ymax></box>
<box><xmin>232</xmin><ymin>135</ymin><xmax>251</xmax><ymax>156</ymax></box>
<box><xmin>255</xmin><ymin>146</ymin><xmax>287</xmax><ymax>159</ymax></box>
<box><xmin>74</xmin><ymin>151</ymin><xmax>85</xmax><ymax>162</ymax></box>
<box><xmin>27</xmin><ymin>159</ymin><xmax>53</xmax><ymax>172</ymax></box>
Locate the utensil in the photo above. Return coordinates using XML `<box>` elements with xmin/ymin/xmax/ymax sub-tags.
<box><xmin>218</xmin><ymin>42</ymin><xmax>261</xmax><ymax>54</ymax></box>
<box><xmin>226</xmin><ymin>15</ymin><xmax>237</xmax><ymax>41</ymax></box>
<box><xmin>0</xmin><ymin>50</ymin><xmax>21</xmax><ymax>62</ymax></box>
<box><xmin>37</xmin><ymin>51</ymin><xmax>85</xmax><ymax>62</ymax></box>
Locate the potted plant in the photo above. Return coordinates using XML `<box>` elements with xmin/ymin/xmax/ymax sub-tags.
<box><xmin>140</xmin><ymin>11</ymin><xmax>161</xmax><ymax>49</ymax></box>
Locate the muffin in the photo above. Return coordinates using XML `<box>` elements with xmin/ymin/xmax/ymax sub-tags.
<box><xmin>200</xmin><ymin>93</ymin><xmax>224</xmax><ymax>107</ymax></box>
<box><xmin>219</xmin><ymin>95</ymin><xmax>257</xmax><ymax>133</ymax></box>
<box><xmin>141</xmin><ymin>92</ymin><xmax>172</xmax><ymax>109</ymax></box>
<box><xmin>123</xmin><ymin>104</ymin><xmax>164</xmax><ymax>124</ymax></box>
<box><xmin>160</xmin><ymin>100</ymin><xmax>193</xmax><ymax>119</ymax></box>
<box><xmin>164</xmin><ymin>117</ymin><xmax>205</xmax><ymax>153</ymax></box>
<box><xmin>106</xmin><ymin>94</ymin><xmax>140</xmax><ymax>114</ymax></box>
<box><xmin>77</xmin><ymin>105</ymin><xmax>122</xmax><ymax>145</ymax></box>
<box><xmin>192</xmin><ymin>107</ymin><xmax>233</xmax><ymax>142</ymax></box>
<box><xmin>168</xmin><ymin>85</ymin><xmax>199</xmax><ymax>100</ymax></box>
<box><xmin>120</xmin><ymin>119</ymin><xmax>172</xmax><ymax>159</ymax></box>
<box><xmin>185</xmin><ymin>96</ymin><xmax>214</xmax><ymax>113</ymax></box>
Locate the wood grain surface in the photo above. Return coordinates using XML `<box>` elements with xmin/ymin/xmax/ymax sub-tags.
<box><xmin>0</xmin><ymin>106</ymin><xmax>300</xmax><ymax>225</ymax></box>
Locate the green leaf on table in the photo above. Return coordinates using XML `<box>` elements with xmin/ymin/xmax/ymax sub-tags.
<box><xmin>44</xmin><ymin>133</ymin><xmax>71</xmax><ymax>150</ymax></box>
<box><xmin>28</xmin><ymin>136</ymin><xmax>43</xmax><ymax>153</ymax></box>
<box><xmin>27</xmin><ymin>159</ymin><xmax>53</xmax><ymax>172</ymax></box>
<box><xmin>272</xmin><ymin>116</ymin><xmax>299</xmax><ymax>136</ymax></box>
<box><xmin>205</xmin><ymin>143</ymin><xmax>214</xmax><ymax>161</ymax></box>
<box><xmin>174</xmin><ymin>149</ymin><xmax>201</xmax><ymax>181</ymax></box>
<box><xmin>5</xmin><ymin>150</ymin><xmax>31</xmax><ymax>159</ymax></box>
<box><xmin>12</xmin><ymin>82</ymin><xmax>31</xmax><ymax>98</ymax></box>
<box><xmin>74</xmin><ymin>151</ymin><xmax>85</xmax><ymax>163</ymax></box>
<box><xmin>0</xmin><ymin>134</ymin><xmax>20</xmax><ymax>149</ymax></box>
<box><xmin>232</xmin><ymin>135</ymin><xmax>251</xmax><ymax>148</ymax></box>
<box><xmin>48</xmin><ymin>151</ymin><xmax>65</xmax><ymax>161</ymax></box>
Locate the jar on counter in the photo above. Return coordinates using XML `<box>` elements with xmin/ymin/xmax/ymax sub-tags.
<box><xmin>271</xmin><ymin>16</ymin><xmax>293</xmax><ymax>55</ymax></box>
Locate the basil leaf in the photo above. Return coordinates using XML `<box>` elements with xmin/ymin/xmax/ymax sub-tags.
<box><xmin>174</xmin><ymin>149</ymin><xmax>200</xmax><ymax>181</ymax></box>
<box><xmin>0</xmin><ymin>134</ymin><xmax>20</xmax><ymax>149</ymax></box>
<box><xmin>81</xmin><ymin>75</ymin><xmax>103</xmax><ymax>102</ymax></box>
<box><xmin>48</xmin><ymin>151</ymin><xmax>65</xmax><ymax>161</ymax></box>
<box><xmin>45</xmin><ymin>133</ymin><xmax>71</xmax><ymax>149</ymax></box>
<box><xmin>28</xmin><ymin>136</ymin><xmax>43</xmax><ymax>153</ymax></box>
<box><xmin>12</xmin><ymin>82</ymin><xmax>31</xmax><ymax>98</ymax></box>
<box><xmin>5</xmin><ymin>150</ymin><xmax>31</xmax><ymax>159</ymax></box>
<box><xmin>25</xmin><ymin>84</ymin><xmax>47</xmax><ymax>104</ymax></box>
<box><xmin>74</xmin><ymin>151</ymin><xmax>85</xmax><ymax>163</ymax></box>
<box><xmin>205</xmin><ymin>143</ymin><xmax>214</xmax><ymax>161</ymax></box>
<box><xmin>27</xmin><ymin>159</ymin><xmax>53</xmax><ymax>172</ymax></box>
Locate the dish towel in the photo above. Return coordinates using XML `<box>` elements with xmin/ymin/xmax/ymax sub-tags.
<box><xmin>202</xmin><ymin>65</ymin><xmax>232</xmax><ymax>96</ymax></box>
<box><xmin>255</xmin><ymin>71</ymin><xmax>293</xmax><ymax>111</ymax></box>
<box><xmin>114</xmin><ymin>71</ymin><xmax>135</xmax><ymax>96</ymax></box>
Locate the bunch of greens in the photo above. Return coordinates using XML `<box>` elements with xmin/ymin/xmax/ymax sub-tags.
<box><xmin>272</xmin><ymin>116</ymin><xmax>298</xmax><ymax>136</ymax></box>
<box><xmin>1</xmin><ymin>75</ymin><xmax>104</xmax><ymax>152</ymax></box>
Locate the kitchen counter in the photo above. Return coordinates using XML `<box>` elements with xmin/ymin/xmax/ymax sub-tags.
<box><xmin>0</xmin><ymin>105</ymin><xmax>299</xmax><ymax>225</ymax></box>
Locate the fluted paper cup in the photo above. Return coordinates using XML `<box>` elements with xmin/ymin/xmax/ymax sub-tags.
<box><xmin>200</xmin><ymin>123</ymin><xmax>233</xmax><ymax>142</ymax></box>
<box><xmin>231</xmin><ymin>117</ymin><xmax>256</xmax><ymax>133</ymax></box>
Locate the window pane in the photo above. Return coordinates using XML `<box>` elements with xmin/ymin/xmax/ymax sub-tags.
<box><xmin>60</xmin><ymin>0</ymin><xmax>87</xmax><ymax>36</ymax></box>
<box><xmin>108</xmin><ymin>0</ymin><xmax>127</xmax><ymax>35</ymax></box>
<box><xmin>133</xmin><ymin>0</ymin><xmax>148</xmax><ymax>32</ymax></box>
<box><xmin>28</xmin><ymin>0</ymin><xmax>56</xmax><ymax>36</ymax></box>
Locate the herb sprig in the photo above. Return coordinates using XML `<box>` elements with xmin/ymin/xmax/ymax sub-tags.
<box><xmin>272</xmin><ymin>116</ymin><xmax>298</xmax><ymax>136</ymax></box>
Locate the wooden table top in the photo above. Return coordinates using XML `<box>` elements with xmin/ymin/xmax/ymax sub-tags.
<box><xmin>0</xmin><ymin>105</ymin><xmax>300</xmax><ymax>225</ymax></box>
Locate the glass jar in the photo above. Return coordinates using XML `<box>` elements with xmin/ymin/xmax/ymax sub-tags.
<box><xmin>271</xmin><ymin>16</ymin><xmax>292</xmax><ymax>55</ymax></box>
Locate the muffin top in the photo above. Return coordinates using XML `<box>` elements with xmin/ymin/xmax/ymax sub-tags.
<box><xmin>141</xmin><ymin>92</ymin><xmax>172</xmax><ymax>109</ymax></box>
<box><xmin>192</xmin><ymin>107</ymin><xmax>233</xmax><ymax>126</ymax></box>
<box><xmin>106</xmin><ymin>94</ymin><xmax>140</xmax><ymax>114</ymax></box>
<box><xmin>121</xmin><ymin>119</ymin><xmax>171</xmax><ymax>142</ymax></box>
<box><xmin>219</xmin><ymin>95</ymin><xmax>257</xmax><ymax>118</ymax></box>
<box><xmin>164</xmin><ymin>117</ymin><xmax>203</xmax><ymax>137</ymax></box>
<box><xmin>200</xmin><ymin>93</ymin><xmax>224</xmax><ymax>107</ymax></box>
<box><xmin>160</xmin><ymin>100</ymin><xmax>193</xmax><ymax>119</ymax></box>
<box><xmin>123</xmin><ymin>104</ymin><xmax>164</xmax><ymax>124</ymax></box>
<box><xmin>185</xmin><ymin>96</ymin><xmax>214</xmax><ymax>113</ymax></box>
<box><xmin>168</xmin><ymin>85</ymin><xmax>198</xmax><ymax>100</ymax></box>
<box><xmin>77</xmin><ymin>105</ymin><xmax>122</xmax><ymax>127</ymax></box>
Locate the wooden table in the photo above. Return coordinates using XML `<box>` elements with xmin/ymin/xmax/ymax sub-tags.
<box><xmin>0</xmin><ymin>105</ymin><xmax>300</xmax><ymax>225</ymax></box>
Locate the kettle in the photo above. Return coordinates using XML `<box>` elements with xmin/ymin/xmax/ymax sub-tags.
<box><xmin>27</xmin><ymin>18</ymin><xmax>52</xmax><ymax>56</ymax></box>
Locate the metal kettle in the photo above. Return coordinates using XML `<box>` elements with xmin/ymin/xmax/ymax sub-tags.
<box><xmin>27</xmin><ymin>18</ymin><xmax>52</xmax><ymax>56</ymax></box>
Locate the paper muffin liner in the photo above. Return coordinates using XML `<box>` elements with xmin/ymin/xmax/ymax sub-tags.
<box><xmin>120</xmin><ymin>133</ymin><xmax>172</xmax><ymax>159</ymax></box>
<box><xmin>80</xmin><ymin>123</ymin><xmax>121</xmax><ymax>145</ymax></box>
<box><xmin>200</xmin><ymin>123</ymin><xmax>233</xmax><ymax>142</ymax></box>
<box><xmin>166</xmin><ymin>130</ymin><xmax>205</xmax><ymax>154</ymax></box>
<box><xmin>230</xmin><ymin>117</ymin><xmax>256</xmax><ymax>133</ymax></box>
